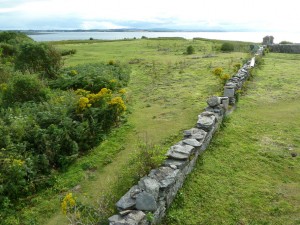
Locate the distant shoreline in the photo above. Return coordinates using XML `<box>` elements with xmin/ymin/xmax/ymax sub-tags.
<box><xmin>2</xmin><ymin>29</ymin><xmax>228</xmax><ymax>34</ymax></box>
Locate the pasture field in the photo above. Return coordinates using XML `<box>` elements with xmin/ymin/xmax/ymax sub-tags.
<box><xmin>164</xmin><ymin>53</ymin><xmax>300</xmax><ymax>225</ymax></box>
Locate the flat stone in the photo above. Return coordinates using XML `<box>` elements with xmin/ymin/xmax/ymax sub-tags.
<box><xmin>108</xmin><ymin>214</ymin><xmax>125</xmax><ymax>223</ymax></box>
<box><xmin>166</xmin><ymin>150</ymin><xmax>189</xmax><ymax>160</ymax></box>
<box><xmin>166</xmin><ymin>144</ymin><xmax>194</xmax><ymax>160</ymax></box>
<box><xmin>149</xmin><ymin>167</ymin><xmax>179</xmax><ymax>189</ymax></box>
<box><xmin>136</xmin><ymin>192</ymin><xmax>157</xmax><ymax>211</ymax></box>
<box><xmin>119</xmin><ymin>210</ymin><xmax>133</xmax><ymax>216</ymax></box>
<box><xmin>163</xmin><ymin>159</ymin><xmax>189</xmax><ymax>169</ymax></box>
<box><xmin>197</xmin><ymin>113</ymin><xmax>216</xmax><ymax>131</ymax></box>
<box><xmin>182</xmin><ymin>138</ymin><xmax>201</xmax><ymax>147</ymax></box>
<box><xmin>116</xmin><ymin>185</ymin><xmax>140</xmax><ymax>210</ymax></box>
<box><xmin>138</xmin><ymin>177</ymin><xmax>160</xmax><ymax>200</ymax></box>
<box><xmin>126</xmin><ymin>211</ymin><xmax>146</xmax><ymax>224</ymax></box>
<box><xmin>183</xmin><ymin>128</ymin><xmax>207</xmax><ymax>141</ymax></box>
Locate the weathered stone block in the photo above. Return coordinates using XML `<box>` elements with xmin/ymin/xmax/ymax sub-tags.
<box><xmin>206</xmin><ymin>96</ymin><xmax>220</xmax><ymax>107</ymax></box>
<box><xmin>182</xmin><ymin>138</ymin><xmax>201</xmax><ymax>147</ymax></box>
<box><xmin>196</xmin><ymin>112</ymin><xmax>216</xmax><ymax>131</ymax></box>
<box><xmin>183</xmin><ymin>128</ymin><xmax>207</xmax><ymax>142</ymax></box>
<box><xmin>149</xmin><ymin>167</ymin><xmax>179</xmax><ymax>189</ymax></box>
<box><xmin>166</xmin><ymin>144</ymin><xmax>194</xmax><ymax>160</ymax></box>
<box><xmin>224</xmin><ymin>87</ymin><xmax>235</xmax><ymax>97</ymax></box>
<box><xmin>138</xmin><ymin>177</ymin><xmax>160</xmax><ymax>200</ymax></box>
<box><xmin>163</xmin><ymin>159</ymin><xmax>189</xmax><ymax>170</ymax></box>
<box><xmin>108</xmin><ymin>210</ymin><xmax>146</xmax><ymax>225</ymax></box>
<box><xmin>136</xmin><ymin>192</ymin><xmax>157</xmax><ymax>211</ymax></box>
<box><xmin>153</xmin><ymin>200</ymin><xmax>166</xmax><ymax>225</ymax></box>
<box><xmin>116</xmin><ymin>185</ymin><xmax>141</xmax><ymax>211</ymax></box>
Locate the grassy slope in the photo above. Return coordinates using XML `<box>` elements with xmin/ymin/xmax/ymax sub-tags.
<box><xmin>17</xmin><ymin>39</ymin><xmax>247</xmax><ymax>225</ymax></box>
<box><xmin>164</xmin><ymin>53</ymin><xmax>300</xmax><ymax>225</ymax></box>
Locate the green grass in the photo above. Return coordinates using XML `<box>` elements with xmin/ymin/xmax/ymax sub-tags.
<box><xmin>164</xmin><ymin>53</ymin><xmax>300</xmax><ymax>225</ymax></box>
<box><xmin>13</xmin><ymin>38</ymin><xmax>249</xmax><ymax>225</ymax></box>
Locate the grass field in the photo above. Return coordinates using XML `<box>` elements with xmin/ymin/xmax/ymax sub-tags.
<box><xmin>11</xmin><ymin>38</ymin><xmax>248</xmax><ymax>225</ymax></box>
<box><xmin>164</xmin><ymin>53</ymin><xmax>300</xmax><ymax>224</ymax></box>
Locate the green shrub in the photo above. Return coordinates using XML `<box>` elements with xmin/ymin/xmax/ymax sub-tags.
<box><xmin>186</xmin><ymin>45</ymin><xmax>195</xmax><ymax>55</ymax></box>
<box><xmin>2</xmin><ymin>73</ymin><xmax>49</xmax><ymax>106</ymax></box>
<box><xmin>129</xmin><ymin>142</ymin><xmax>166</xmax><ymax>179</ymax></box>
<box><xmin>50</xmin><ymin>62</ymin><xmax>130</xmax><ymax>92</ymax></box>
<box><xmin>0</xmin><ymin>43</ymin><xmax>18</xmax><ymax>57</ymax></box>
<box><xmin>279</xmin><ymin>41</ymin><xmax>293</xmax><ymax>44</ymax></box>
<box><xmin>0</xmin><ymin>31</ymin><xmax>33</xmax><ymax>45</ymax></box>
<box><xmin>0</xmin><ymin>63</ymin><xmax>14</xmax><ymax>83</ymax></box>
<box><xmin>60</xmin><ymin>49</ymin><xmax>77</xmax><ymax>56</ymax></box>
<box><xmin>15</xmin><ymin>42</ymin><xmax>63</xmax><ymax>79</ymax></box>
<box><xmin>221</xmin><ymin>42</ymin><xmax>234</xmax><ymax>52</ymax></box>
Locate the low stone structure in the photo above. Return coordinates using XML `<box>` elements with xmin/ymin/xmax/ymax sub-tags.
<box><xmin>268</xmin><ymin>44</ymin><xmax>300</xmax><ymax>53</ymax></box>
<box><xmin>108</xmin><ymin>47</ymin><xmax>264</xmax><ymax>225</ymax></box>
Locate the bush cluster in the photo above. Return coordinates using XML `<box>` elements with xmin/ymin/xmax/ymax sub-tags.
<box><xmin>0</xmin><ymin>32</ymin><xmax>130</xmax><ymax>220</ymax></box>
<box><xmin>15</xmin><ymin>42</ymin><xmax>63</xmax><ymax>79</ymax></box>
<box><xmin>60</xmin><ymin>49</ymin><xmax>77</xmax><ymax>56</ymax></box>
<box><xmin>221</xmin><ymin>42</ymin><xmax>234</xmax><ymax>52</ymax></box>
<box><xmin>50</xmin><ymin>62</ymin><xmax>130</xmax><ymax>92</ymax></box>
<box><xmin>212</xmin><ymin>67</ymin><xmax>230</xmax><ymax>85</ymax></box>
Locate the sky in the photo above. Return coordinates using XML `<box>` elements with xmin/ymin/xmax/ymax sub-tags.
<box><xmin>0</xmin><ymin>0</ymin><xmax>299</xmax><ymax>32</ymax></box>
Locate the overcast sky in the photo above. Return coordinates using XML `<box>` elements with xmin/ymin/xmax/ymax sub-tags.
<box><xmin>0</xmin><ymin>0</ymin><xmax>299</xmax><ymax>31</ymax></box>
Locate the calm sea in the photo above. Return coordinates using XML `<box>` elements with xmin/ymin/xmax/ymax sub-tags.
<box><xmin>28</xmin><ymin>31</ymin><xmax>300</xmax><ymax>43</ymax></box>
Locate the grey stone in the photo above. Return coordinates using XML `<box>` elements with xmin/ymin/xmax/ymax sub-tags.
<box><xmin>166</xmin><ymin>150</ymin><xmax>189</xmax><ymax>160</ymax></box>
<box><xmin>201</xmin><ymin>111</ymin><xmax>215</xmax><ymax>116</ymax></box>
<box><xmin>130</xmin><ymin>187</ymin><xmax>142</xmax><ymax>199</ymax></box>
<box><xmin>136</xmin><ymin>192</ymin><xmax>157</xmax><ymax>211</ymax></box>
<box><xmin>183</xmin><ymin>128</ymin><xmax>207</xmax><ymax>141</ymax></box>
<box><xmin>224</xmin><ymin>87</ymin><xmax>235</xmax><ymax>97</ymax></box>
<box><xmin>119</xmin><ymin>210</ymin><xmax>133</xmax><ymax>216</ymax></box>
<box><xmin>166</xmin><ymin>144</ymin><xmax>194</xmax><ymax>160</ymax></box>
<box><xmin>149</xmin><ymin>167</ymin><xmax>179</xmax><ymax>189</ymax></box>
<box><xmin>127</xmin><ymin>211</ymin><xmax>146</xmax><ymax>225</ymax></box>
<box><xmin>108</xmin><ymin>214</ymin><xmax>125</xmax><ymax>224</ymax></box>
<box><xmin>138</xmin><ymin>177</ymin><xmax>160</xmax><ymax>200</ymax></box>
<box><xmin>169</xmin><ymin>164</ymin><xmax>177</xmax><ymax>169</ymax></box>
<box><xmin>126</xmin><ymin>211</ymin><xmax>146</xmax><ymax>224</ymax></box>
<box><xmin>152</xmin><ymin>200</ymin><xmax>166</xmax><ymax>225</ymax></box>
<box><xmin>116</xmin><ymin>185</ymin><xmax>140</xmax><ymax>210</ymax></box>
<box><xmin>182</xmin><ymin>138</ymin><xmax>201</xmax><ymax>147</ymax></box>
<box><xmin>224</xmin><ymin>81</ymin><xmax>236</xmax><ymax>88</ymax></box>
<box><xmin>207</xmin><ymin>96</ymin><xmax>220</xmax><ymax>107</ymax></box>
<box><xmin>110</xmin><ymin>210</ymin><xmax>146</xmax><ymax>225</ymax></box>
<box><xmin>197</xmin><ymin>113</ymin><xmax>216</xmax><ymax>131</ymax></box>
<box><xmin>221</xmin><ymin>98</ymin><xmax>229</xmax><ymax>110</ymax></box>
<box><xmin>163</xmin><ymin>159</ymin><xmax>189</xmax><ymax>169</ymax></box>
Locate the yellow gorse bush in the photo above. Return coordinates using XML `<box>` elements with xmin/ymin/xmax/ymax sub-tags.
<box><xmin>77</xmin><ymin>97</ymin><xmax>91</xmax><ymax>112</ymax></box>
<box><xmin>0</xmin><ymin>83</ymin><xmax>7</xmax><ymax>92</ymax></box>
<box><xmin>118</xmin><ymin>88</ymin><xmax>126</xmax><ymax>94</ymax></box>
<box><xmin>75</xmin><ymin>88</ymin><xmax>90</xmax><ymax>96</ymax></box>
<box><xmin>109</xmin><ymin>96</ymin><xmax>126</xmax><ymax>112</ymax></box>
<box><xmin>212</xmin><ymin>67</ymin><xmax>223</xmax><ymax>76</ymax></box>
<box><xmin>69</xmin><ymin>70</ymin><xmax>78</xmax><ymax>76</ymax></box>
<box><xmin>61</xmin><ymin>193</ymin><xmax>76</xmax><ymax>215</ymax></box>
<box><xmin>87</xmin><ymin>88</ymin><xmax>112</xmax><ymax>104</ymax></box>
<box><xmin>12</xmin><ymin>159</ymin><xmax>24</xmax><ymax>167</ymax></box>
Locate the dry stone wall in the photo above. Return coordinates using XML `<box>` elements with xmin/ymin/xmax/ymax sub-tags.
<box><xmin>108</xmin><ymin>46</ymin><xmax>265</xmax><ymax>225</ymax></box>
<box><xmin>268</xmin><ymin>44</ymin><xmax>300</xmax><ymax>54</ymax></box>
